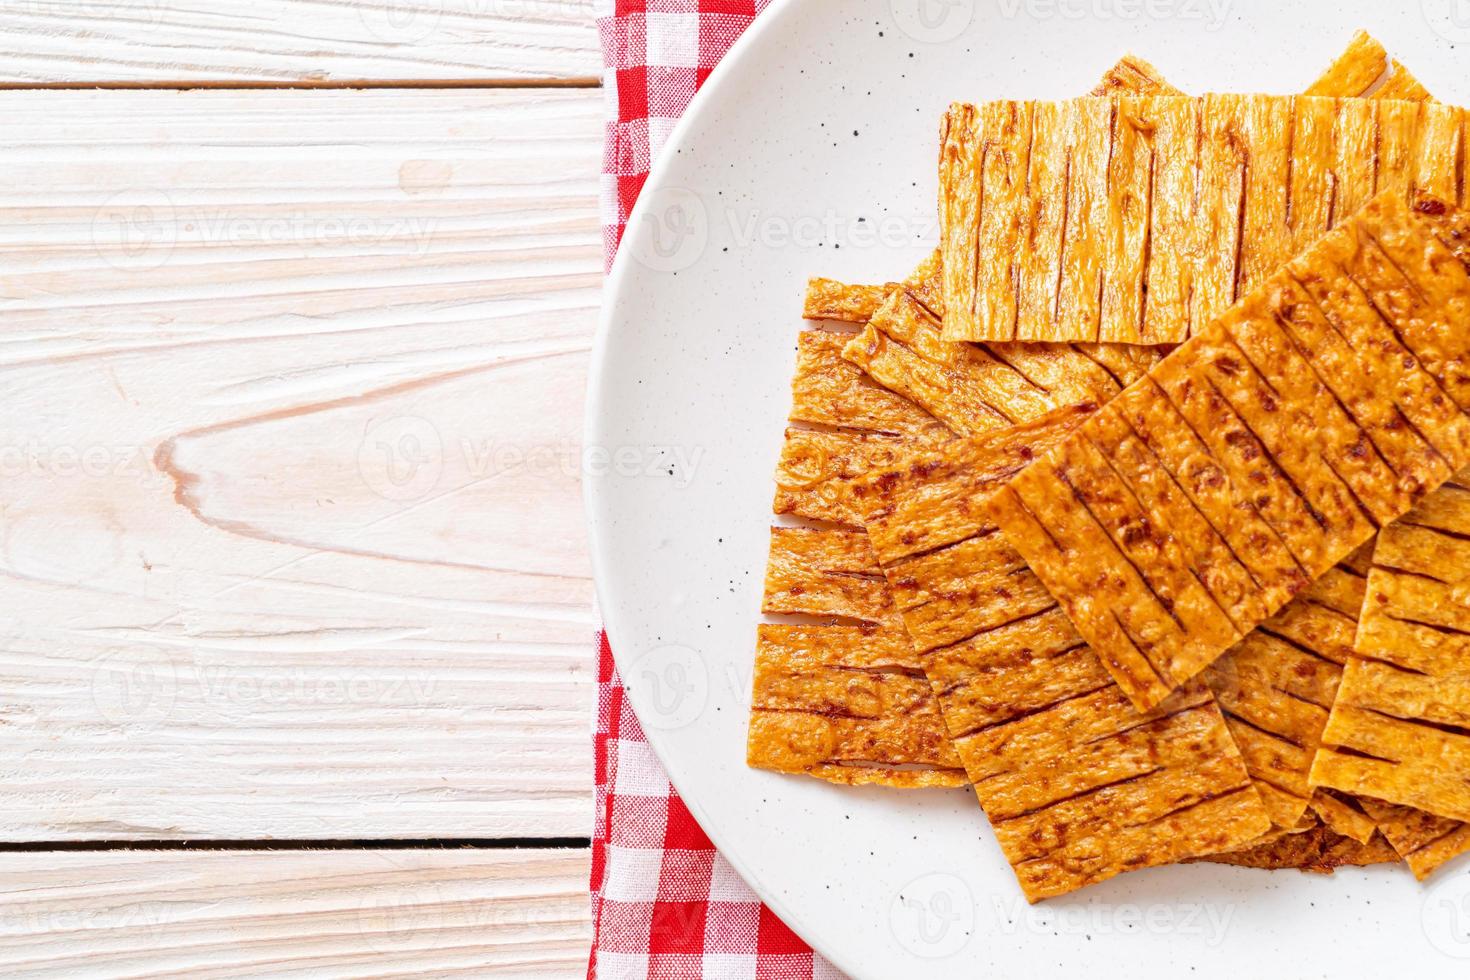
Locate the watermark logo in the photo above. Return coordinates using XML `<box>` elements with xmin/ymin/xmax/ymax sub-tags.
<box><xmin>629</xmin><ymin>187</ymin><xmax>708</xmax><ymax>273</ymax></box>
<box><xmin>358</xmin><ymin>0</ymin><xmax>443</xmax><ymax>43</ymax></box>
<box><xmin>627</xmin><ymin>644</ymin><xmax>708</xmax><ymax>730</ymax></box>
<box><xmin>1423</xmin><ymin>0</ymin><xmax>1470</xmax><ymax>44</ymax></box>
<box><xmin>357</xmin><ymin>415</ymin><xmax>444</xmax><ymax>502</ymax></box>
<box><xmin>890</xmin><ymin>873</ymin><xmax>975</xmax><ymax>959</ymax></box>
<box><xmin>890</xmin><ymin>0</ymin><xmax>976</xmax><ymax>43</ymax></box>
<box><xmin>355</xmin><ymin>882</ymin><xmax>444</xmax><ymax>953</ymax></box>
<box><xmin>90</xmin><ymin>648</ymin><xmax>178</xmax><ymax>733</ymax></box>
<box><xmin>92</xmin><ymin>189</ymin><xmax>177</xmax><ymax>271</ymax></box>
<box><xmin>1424</xmin><ymin>871</ymin><xmax>1470</xmax><ymax>959</ymax></box>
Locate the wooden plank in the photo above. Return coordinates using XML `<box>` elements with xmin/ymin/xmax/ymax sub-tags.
<box><xmin>0</xmin><ymin>88</ymin><xmax>601</xmax><ymax>839</ymax></box>
<box><xmin>0</xmin><ymin>848</ymin><xmax>591</xmax><ymax>977</ymax></box>
<box><xmin>0</xmin><ymin>2</ymin><xmax>600</xmax><ymax>84</ymax></box>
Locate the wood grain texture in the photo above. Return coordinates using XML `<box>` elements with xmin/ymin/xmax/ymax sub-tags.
<box><xmin>0</xmin><ymin>848</ymin><xmax>591</xmax><ymax>977</ymax></box>
<box><xmin>0</xmin><ymin>88</ymin><xmax>601</xmax><ymax>839</ymax></box>
<box><xmin>0</xmin><ymin>1</ymin><xmax>600</xmax><ymax>84</ymax></box>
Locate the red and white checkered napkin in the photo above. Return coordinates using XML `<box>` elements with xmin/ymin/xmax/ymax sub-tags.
<box><xmin>590</xmin><ymin>3</ymin><xmax>844</xmax><ymax>975</ymax></box>
<box><xmin>596</xmin><ymin>0</ymin><xmax>769</xmax><ymax>265</ymax></box>
<box><xmin>590</xmin><ymin>636</ymin><xmax>841</xmax><ymax>978</ymax></box>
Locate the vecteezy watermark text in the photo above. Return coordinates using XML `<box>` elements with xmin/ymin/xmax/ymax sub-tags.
<box><xmin>0</xmin><ymin>442</ymin><xmax>151</xmax><ymax>480</ymax></box>
<box><xmin>629</xmin><ymin>186</ymin><xmax>937</xmax><ymax>273</ymax></box>
<box><xmin>996</xmin><ymin>0</ymin><xmax>1233</xmax><ymax>30</ymax></box>
<box><xmin>889</xmin><ymin>875</ymin><xmax>1236</xmax><ymax>960</ymax></box>
<box><xmin>92</xmin><ymin>190</ymin><xmax>439</xmax><ymax>271</ymax></box>
<box><xmin>357</xmin><ymin>415</ymin><xmax>706</xmax><ymax>502</ymax></box>
<box><xmin>987</xmin><ymin>895</ymin><xmax>1237</xmax><ymax>946</ymax></box>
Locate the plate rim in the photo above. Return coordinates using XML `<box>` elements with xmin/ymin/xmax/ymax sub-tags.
<box><xmin>582</xmin><ymin>0</ymin><xmax>858</xmax><ymax>968</ymax></box>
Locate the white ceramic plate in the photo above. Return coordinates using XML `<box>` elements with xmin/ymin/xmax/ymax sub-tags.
<box><xmin>586</xmin><ymin>2</ymin><xmax>1470</xmax><ymax>975</ymax></box>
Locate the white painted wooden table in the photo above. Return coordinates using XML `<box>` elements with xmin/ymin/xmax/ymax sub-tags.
<box><xmin>0</xmin><ymin>4</ymin><xmax>601</xmax><ymax>975</ymax></box>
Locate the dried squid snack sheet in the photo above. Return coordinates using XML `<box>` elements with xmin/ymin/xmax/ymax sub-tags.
<box><xmin>1090</xmin><ymin>52</ymin><xmax>1183</xmax><ymax>97</ymax></box>
<box><xmin>787</xmin><ymin>329</ymin><xmax>948</xmax><ymax>439</ymax></box>
<box><xmin>1308</xmin><ymin>790</ymin><xmax>1380</xmax><ymax>845</ymax></box>
<box><xmin>1357</xmin><ymin>797</ymin><xmax>1470</xmax><ymax>880</ymax></box>
<box><xmin>817</xmin><ymin>40</ymin><xmax>1416</xmax><ymax>426</ymax></box>
<box><xmin>842</xmin><ymin>289</ymin><xmax>1128</xmax><ymax>436</ymax></box>
<box><xmin>773</xmin><ymin>329</ymin><xmax>950</xmax><ymax>525</ymax></box>
<box><xmin>801</xmin><ymin>49</ymin><xmax>1180</xmax><ymax>325</ymax></box>
<box><xmin>757</xmin><ymin>332</ymin><xmax>958</xmax><ymax>787</ymax></box>
<box><xmin>810</xmin><ymin>53</ymin><xmax>1189</xmax><ymax>434</ymax></box>
<box><xmin>802</xmin><ymin>278</ymin><xmax>896</xmax><ymax>323</ymax></box>
<box><xmin>986</xmin><ymin>192</ymin><xmax>1470</xmax><ymax>711</ymax></box>
<box><xmin>748</xmin><ymin>624</ymin><xmax>967</xmax><ymax>788</ymax></box>
<box><xmin>938</xmin><ymin>94</ymin><xmax>1462</xmax><ymax>343</ymax></box>
<box><xmin>1313</xmin><ymin>469</ymin><xmax>1470</xmax><ymax>824</ymax></box>
<box><xmin>1304</xmin><ymin>29</ymin><xmax>1434</xmax><ymax>103</ymax></box>
<box><xmin>1203</xmin><ymin>556</ymin><xmax>1369</xmax><ymax>832</ymax></box>
<box><xmin>802</xmin><ymin>250</ymin><xmax>944</xmax><ymax>324</ymax></box>
<box><xmin>1199</xmin><ymin>817</ymin><xmax>1400</xmax><ymax>874</ymax></box>
<box><xmin>747</xmin><ymin>524</ymin><xmax>967</xmax><ymax>787</ymax></box>
<box><xmin>843</xmin><ymin>404</ymin><xmax>1268</xmax><ymax>901</ymax></box>
<box><xmin>811</xmin><ymin>31</ymin><xmax>1422</xmax><ymax>334</ymax></box>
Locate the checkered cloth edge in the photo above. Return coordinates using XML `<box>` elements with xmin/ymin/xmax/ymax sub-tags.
<box><xmin>589</xmin><ymin>635</ymin><xmax>843</xmax><ymax>979</ymax></box>
<box><xmin>597</xmin><ymin>0</ymin><xmax>771</xmax><ymax>269</ymax></box>
<box><xmin>591</xmin><ymin>4</ymin><xmax>845</xmax><ymax>972</ymax></box>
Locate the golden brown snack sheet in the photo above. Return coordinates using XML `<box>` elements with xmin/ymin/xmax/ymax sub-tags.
<box><xmin>819</xmin><ymin>30</ymin><xmax>1419</xmax><ymax>336</ymax></box>
<box><xmin>802</xmin><ymin>278</ymin><xmax>895</xmax><ymax>323</ymax></box>
<box><xmin>988</xmin><ymin>192</ymin><xmax>1470</xmax><ymax>713</ymax></box>
<box><xmin>1091</xmin><ymin>53</ymin><xmax>1183</xmax><ymax>97</ymax></box>
<box><xmin>1203</xmin><ymin>558</ymin><xmax>1368</xmax><ymax>832</ymax></box>
<box><xmin>748</xmin><ymin>523</ymin><xmax>967</xmax><ymax>786</ymax></box>
<box><xmin>1308</xmin><ymin>790</ymin><xmax>1380</xmax><ymax>845</ymax></box>
<box><xmin>840</xmin><ymin>404</ymin><xmax>1270</xmax><ymax>901</ymax></box>
<box><xmin>1199</xmin><ymin>816</ymin><xmax>1400</xmax><ymax>874</ymax></box>
<box><xmin>749</xmin><ymin>624</ymin><xmax>967</xmax><ymax>788</ymax></box>
<box><xmin>802</xmin><ymin>250</ymin><xmax>944</xmax><ymax>324</ymax></box>
<box><xmin>754</xmin><ymin>329</ymin><xmax>961</xmax><ymax>786</ymax></box>
<box><xmin>788</xmin><ymin>330</ymin><xmax>948</xmax><ymax>440</ymax></box>
<box><xmin>773</xmin><ymin>329</ymin><xmax>950</xmax><ymax>525</ymax></box>
<box><xmin>939</xmin><ymin>92</ymin><xmax>1465</xmax><ymax>343</ymax></box>
<box><xmin>842</xmin><ymin>288</ymin><xmax>1129</xmax><ymax>436</ymax></box>
<box><xmin>1356</xmin><ymin>797</ymin><xmax>1470</xmax><ymax>880</ymax></box>
<box><xmin>1312</xmin><ymin>469</ymin><xmax>1470</xmax><ymax>826</ymax></box>
<box><xmin>1304</xmin><ymin>29</ymin><xmax>1433</xmax><ymax>103</ymax></box>
<box><xmin>815</xmin><ymin>37</ymin><xmax>1409</xmax><ymax>427</ymax></box>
